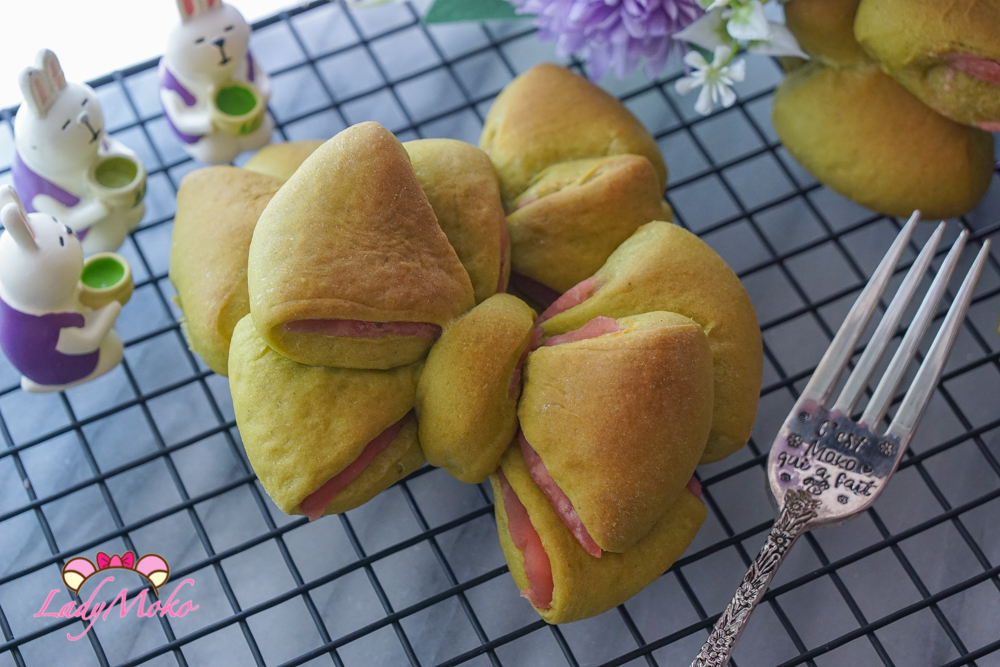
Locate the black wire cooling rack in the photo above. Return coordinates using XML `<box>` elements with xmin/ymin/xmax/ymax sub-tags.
<box><xmin>0</xmin><ymin>1</ymin><xmax>998</xmax><ymax>665</ymax></box>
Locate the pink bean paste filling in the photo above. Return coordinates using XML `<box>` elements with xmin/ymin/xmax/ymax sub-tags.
<box><xmin>542</xmin><ymin>316</ymin><xmax>621</xmax><ymax>348</ymax></box>
<box><xmin>519</xmin><ymin>431</ymin><xmax>603</xmax><ymax>558</ymax></box>
<box><xmin>537</xmin><ymin>275</ymin><xmax>603</xmax><ymax>324</ymax></box>
<box><xmin>299</xmin><ymin>413</ymin><xmax>410</xmax><ymax>521</ymax></box>
<box><xmin>498</xmin><ymin>468</ymin><xmax>554</xmax><ymax>609</ymax></box>
<box><xmin>949</xmin><ymin>53</ymin><xmax>1000</xmax><ymax>86</ymax></box>
<box><xmin>686</xmin><ymin>476</ymin><xmax>703</xmax><ymax>502</ymax></box>
<box><xmin>509</xmin><ymin>328</ymin><xmax>544</xmax><ymax>398</ymax></box>
<box><xmin>508</xmin><ymin>273</ymin><xmax>562</xmax><ymax>309</ymax></box>
<box><xmin>284</xmin><ymin>319</ymin><xmax>442</xmax><ymax>340</ymax></box>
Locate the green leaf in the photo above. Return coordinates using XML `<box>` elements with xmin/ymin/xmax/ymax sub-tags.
<box><xmin>424</xmin><ymin>0</ymin><xmax>523</xmax><ymax>23</ymax></box>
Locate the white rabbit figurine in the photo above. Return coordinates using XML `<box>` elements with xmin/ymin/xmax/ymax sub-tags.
<box><xmin>160</xmin><ymin>0</ymin><xmax>273</xmax><ymax>164</ymax></box>
<box><xmin>13</xmin><ymin>49</ymin><xmax>146</xmax><ymax>255</ymax></box>
<box><xmin>0</xmin><ymin>186</ymin><xmax>124</xmax><ymax>393</ymax></box>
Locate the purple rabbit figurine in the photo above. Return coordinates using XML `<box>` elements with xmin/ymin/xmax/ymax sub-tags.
<box><xmin>0</xmin><ymin>186</ymin><xmax>123</xmax><ymax>393</ymax></box>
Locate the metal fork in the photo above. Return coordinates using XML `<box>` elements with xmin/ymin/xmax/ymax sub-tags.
<box><xmin>691</xmin><ymin>213</ymin><xmax>993</xmax><ymax>667</ymax></box>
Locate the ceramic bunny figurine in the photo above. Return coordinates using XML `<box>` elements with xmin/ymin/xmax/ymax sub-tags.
<box><xmin>13</xmin><ymin>50</ymin><xmax>146</xmax><ymax>256</ymax></box>
<box><xmin>0</xmin><ymin>186</ymin><xmax>124</xmax><ymax>393</ymax></box>
<box><xmin>160</xmin><ymin>0</ymin><xmax>273</xmax><ymax>164</ymax></box>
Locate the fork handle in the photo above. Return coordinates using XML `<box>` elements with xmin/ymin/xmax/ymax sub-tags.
<box><xmin>690</xmin><ymin>490</ymin><xmax>820</xmax><ymax>667</ymax></box>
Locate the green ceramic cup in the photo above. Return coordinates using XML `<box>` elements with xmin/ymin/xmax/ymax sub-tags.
<box><xmin>211</xmin><ymin>81</ymin><xmax>265</xmax><ymax>137</ymax></box>
<box><xmin>87</xmin><ymin>155</ymin><xmax>146</xmax><ymax>209</ymax></box>
<box><xmin>79</xmin><ymin>252</ymin><xmax>133</xmax><ymax>310</ymax></box>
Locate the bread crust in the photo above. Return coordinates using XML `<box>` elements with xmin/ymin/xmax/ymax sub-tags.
<box><xmin>855</xmin><ymin>0</ymin><xmax>1000</xmax><ymax>128</ymax></box>
<box><xmin>169</xmin><ymin>166</ymin><xmax>282</xmax><ymax>376</ymax></box>
<box><xmin>480</xmin><ymin>63</ymin><xmax>667</xmax><ymax>207</ymax></box>
<box><xmin>507</xmin><ymin>155</ymin><xmax>673</xmax><ymax>293</ymax></box>
<box><xmin>417</xmin><ymin>294</ymin><xmax>536</xmax><ymax>483</ymax></box>
<box><xmin>784</xmin><ymin>0</ymin><xmax>869</xmax><ymax>66</ymax></box>
<box><xmin>405</xmin><ymin>138</ymin><xmax>509</xmax><ymax>304</ymax></box>
<box><xmin>520</xmin><ymin>311</ymin><xmax>713</xmax><ymax>552</ymax></box>
<box><xmin>247</xmin><ymin>122</ymin><xmax>475</xmax><ymax>368</ymax></box>
<box><xmin>243</xmin><ymin>140</ymin><xmax>325</xmax><ymax>182</ymax></box>
<box><xmin>491</xmin><ymin>445</ymin><xmax>706</xmax><ymax>624</ymax></box>
<box><xmin>540</xmin><ymin>222</ymin><xmax>762</xmax><ymax>464</ymax></box>
<box><xmin>228</xmin><ymin>315</ymin><xmax>423</xmax><ymax>515</ymax></box>
<box><xmin>773</xmin><ymin>62</ymin><xmax>994</xmax><ymax>218</ymax></box>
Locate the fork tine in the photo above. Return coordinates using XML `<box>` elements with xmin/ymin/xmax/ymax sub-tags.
<box><xmin>860</xmin><ymin>230</ymin><xmax>968</xmax><ymax>429</ymax></box>
<box><xmin>831</xmin><ymin>222</ymin><xmax>946</xmax><ymax>416</ymax></box>
<box><xmin>801</xmin><ymin>211</ymin><xmax>920</xmax><ymax>404</ymax></box>
<box><xmin>885</xmin><ymin>240</ymin><xmax>991</xmax><ymax>441</ymax></box>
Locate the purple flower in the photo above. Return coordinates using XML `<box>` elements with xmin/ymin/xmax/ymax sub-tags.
<box><xmin>511</xmin><ymin>0</ymin><xmax>704</xmax><ymax>80</ymax></box>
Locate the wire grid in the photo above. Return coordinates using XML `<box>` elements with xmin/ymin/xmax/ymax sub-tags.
<box><xmin>0</xmin><ymin>1</ymin><xmax>998</xmax><ymax>665</ymax></box>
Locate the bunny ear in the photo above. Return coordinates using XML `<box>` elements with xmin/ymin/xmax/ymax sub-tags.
<box><xmin>18</xmin><ymin>68</ymin><xmax>54</xmax><ymax>118</ymax></box>
<box><xmin>175</xmin><ymin>0</ymin><xmax>196</xmax><ymax>21</ymax></box>
<box><xmin>175</xmin><ymin>0</ymin><xmax>218</xmax><ymax>21</ymax></box>
<box><xmin>0</xmin><ymin>186</ymin><xmax>37</xmax><ymax>252</ymax></box>
<box><xmin>37</xmin><ymin>49</ymin><xmax>66</xmax><ymax>92</ymax></box>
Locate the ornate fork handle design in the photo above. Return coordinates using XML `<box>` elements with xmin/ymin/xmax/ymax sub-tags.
<box><xmin>691</xmin><ymin>490</ymin><xmax>821</xmax><ymax>667</ymax></box>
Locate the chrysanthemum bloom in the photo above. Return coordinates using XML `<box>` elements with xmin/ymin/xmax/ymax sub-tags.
<box><xmin>511</xmin><ymin>0</ymin><xmax>705</xmax><ymax>80</ymax></box>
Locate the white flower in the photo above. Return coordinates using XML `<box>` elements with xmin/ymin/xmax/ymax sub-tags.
<box><xmin>698</xmin><ymin>0</ymin><xmax>731</xmax><ymax>9</ymax></box>
<box><xmin>675</xmin><ymin>9</ymin><xmax>729</xmax><ymax>51</ymax></box>
<box><xmin>747</xmin><ymin>23</ymin><xmax>810</xmax><ymax>59</ymax></box>
<box><xmin>675</xmin><ymin>45</ymin><xmax>747</xmax><ymax>115</ymax></box>
<box><xmin>676</xmin><ymin>7</ymin><xmax>809</xmax><ymax>59</ymax></box>
<box><xmin>725</xmin><ymin>0</ymin><xmax>770</xmax><ymax>41</ymax></box>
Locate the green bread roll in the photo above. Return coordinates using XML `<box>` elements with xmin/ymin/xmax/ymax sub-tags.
<box><xmin>491</xmin><ymin>445</ymin><xmax>705</xmax><ymax>624</ymax></box>
<box><xmin>405</xmin><ymin>139</ymin><xmax>510</xmax><ymax>304</ymax></box>
<box><xmin>773</xmin><ymin>61</ymin><xmax>994</xmax><ymax>219</ymax></box>
<box><xmin>520</xmin><ymin>311</ymin><xmax>713</xmax><ymax>553</ymax></box>
<box><xmin>169</xmin><ymin>166</ymin><xmax>282</xmax><ymax>376</ymax></box>
<box><xmin>172</xmin><ymin>136</ymin><xmax>507</xmax><ymax>375</ymax></box>
<box><xmin>480</xmin><ymin>63</ymin><xmax>667</xmax><ymax>208</ymax></box>
<box><xmin>229</xmin><ymin>315</ymin><xmax>424</xmax><ymax>516</ymax></box>
<box><xmin>855</xmin><ymin>0</ymin><xmax>1000</xmax><ymax>130</ymax></box>
<box><xmin>247</xmin><ymin>122</ymin><xmax>475</xmax><ymax>370</ymax></box>
<box><xmin>539</xmin><ymin>222</ymin><xmax>762</xmax><ymax>465</ymax></box>
<box><xmin>479</xmin><ymin>63</ymin><xmax>671</xmax><ymax>298</ymax></box>
<box><xmin>507</xmin><ymin>154</ymin><xmax>673</xmax><ymax>294</ymax></box>
<box><xmin>416</xmin><ymin>294</ymin><xmax>537</xmax><ymax>484</ymax></box>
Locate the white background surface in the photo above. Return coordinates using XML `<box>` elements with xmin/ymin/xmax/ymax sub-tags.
<box><xmin>0</xmin><ymin>0</ymin><xmax>303</xmax><ymax>109</ymax></box>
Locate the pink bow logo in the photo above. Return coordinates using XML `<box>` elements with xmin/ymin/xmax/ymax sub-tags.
<box><xmin>96</xmin><ymin>552</ymin><xmax>135</xmax><ymax>570</ymax></box>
